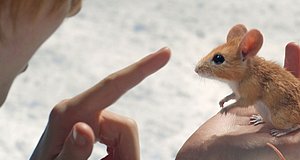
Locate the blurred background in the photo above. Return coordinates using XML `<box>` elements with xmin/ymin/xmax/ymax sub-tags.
<box><xmin>0</xmin><ymin>0</ymin><xmax>300</xmax><ymax>159</ymax></box>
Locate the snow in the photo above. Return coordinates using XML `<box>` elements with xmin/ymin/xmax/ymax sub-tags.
<box><xmin>1</xmin><ymin>0</ymin><xmax>300</xmax><ymax>159</ymax></box>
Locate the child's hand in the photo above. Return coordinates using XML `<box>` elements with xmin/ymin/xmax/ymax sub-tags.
<box><xmin>30</xmin><ymin>48</ymin><xmax>171</xmax><ymax>160</ymax></box>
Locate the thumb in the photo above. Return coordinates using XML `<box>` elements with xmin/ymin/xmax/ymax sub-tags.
<box><xmin>56</xmin><ymin>122</ymin><xmax>95</xmax><ymax>160</ymax></box>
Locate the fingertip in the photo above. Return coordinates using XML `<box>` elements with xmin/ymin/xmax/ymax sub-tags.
<box><xmin>154</xmin><ymin>47</ymin><xmax>171</xmax><ymax>62</ymax></box>
<box><xmin>155</xmin><ymin>46</ymin><xmax>172</xmax><ymax>63</ymax></box>
<box><xmin>57</xmin><ymin>122</ymin><xmax>95</xmax><ymax>160</ymax></box>
<box><xmin>157</xmin><ymin>47</ymin><xmax>171</xmax><ymax>55</ymax></box>
<box><xmin>72</xmin><ymin>122</ymin><xmax>95</xmax><ymax>146</ymax></box>
<box><xmin>284</xmin><ymin>42</ymin><xmax>300</xmax><ymax>78</ymax></box>
<box><xmin>156</xmin><ymin>46</ymin><xmax>170</xmax><ymax>52</ymax></box>
<box><xmin>286</xmin><ymin>42</ymin><xmax>300</xmax><ymax>49</ymax></box>
<box><xmin>285</xmin><ymin>42</ymin><xmax>300</xmax><ymax>58</ymax></box>
<box><xmin>138</xmin><ymin>47</ymin><xmax>172</xmax><ymax>77</ymax></box>
<box><xmin>163</xmin><ymin>47</ymin><xmax>172</xmax><ymax>60</ymax></box>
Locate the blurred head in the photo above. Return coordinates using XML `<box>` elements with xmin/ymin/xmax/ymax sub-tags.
<box><xmin>0</xmin><ymin>0</ymin><xmax>82</xmax><ymax>106</ymax></box>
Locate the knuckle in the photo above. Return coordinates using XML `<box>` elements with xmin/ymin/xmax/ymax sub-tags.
<box><xmin>49</xmin><ymin>99</ymin><xmax>70</xmax><ymax>121</ymax></box>
<box><xmin>123</xmin><ymin>117</ymin><xmax>138</xmax><ymax>133</ymax></box>
<box><xmin>102</xmin><ymin>73</ymin><xmax>121</xmax><ymax>92</ymax></box>
<box><xmin>103</xmin><ymin>73</ymin><xmax>116</xmax><ymax>84</ymax></box>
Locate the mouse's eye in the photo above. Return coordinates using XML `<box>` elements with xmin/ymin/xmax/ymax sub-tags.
<box><xmin>212</xmin><ymin>54</ymin><xmax>225</xmax><ymax>65</ymax></box>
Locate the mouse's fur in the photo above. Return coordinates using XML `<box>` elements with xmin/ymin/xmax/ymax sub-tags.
<box><xmin>195</xmin><ymin>24</ymin><xmax>300</xmax><ymax>136</ymax></box>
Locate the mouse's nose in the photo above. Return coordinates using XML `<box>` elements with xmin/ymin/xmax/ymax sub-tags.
<box><xmin>194</xmin><ymin>66</ymin><xmax>198</xmax><ymax>73</ymax></box>
<box><xmin>194</xmin><ymin>65</ymin><xmax>201</xmax><ymax>74</ymax></box>
<box><xmin>195</xmin><ymin>61</ymin><xmax>203</xmax><ymax>74</ymax></box>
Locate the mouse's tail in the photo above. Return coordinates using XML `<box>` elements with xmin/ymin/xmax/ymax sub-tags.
<box><xmin>266</xmin><ymin>142</ymin><xmax>286</xmax><ymax>160</ymax></box>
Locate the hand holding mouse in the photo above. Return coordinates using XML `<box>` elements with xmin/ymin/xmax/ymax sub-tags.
<box><xmin>176</xmin><ymin>43</ymin><xmax>300</xmax><ymax>160</ymax></box>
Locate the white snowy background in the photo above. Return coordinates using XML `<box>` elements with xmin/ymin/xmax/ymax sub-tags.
<box><xmin>1</xmin><ymin>0</ymin><xmax>300</xmax><ymax>159</ymax></box>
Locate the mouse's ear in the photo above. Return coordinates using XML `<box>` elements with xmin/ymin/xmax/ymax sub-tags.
<box><xmin>239</xmin><ymin>29</ymin><xmax>263</xmax><ymax>60</ymax></box>
<box><xmin>227</xmin><ymin>24</ymin><xmax>247</xmax><ymax>42</ymax></box>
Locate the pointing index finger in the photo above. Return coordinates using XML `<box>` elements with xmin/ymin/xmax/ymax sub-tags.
<box><xmin>72</xmin><ymin>48</ymin><xmax>171</xmax><ymax>110</ymax></box>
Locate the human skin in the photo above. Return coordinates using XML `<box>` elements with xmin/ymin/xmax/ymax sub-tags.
<box><xmin>3</xmin><ymin>1</ymin><xmax>300</xmax><ymax>159</ymax></box>
<box><xmin>31</xmin><ymin>48</ymin><xmax>171</xmax><ymax>160</ymax></box>
<box><xmin>0</xmin><ymin>1</ymin><xmax>171</xmax><ymax>159</ymax></box>
<box><xmin>176</xmin><ymin>42</ymin><xmax>300</xmax><ymax>160</ymax></box>
<box><xmin>0</xmin><ymin>0</ymin><xmax>82</xmax><ymax>106</ymax></box>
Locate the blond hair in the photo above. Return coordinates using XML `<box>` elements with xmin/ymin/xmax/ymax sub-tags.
<box><xmin>0</xmin><ymin>0</ymin><xmax>81</xmax><ymax>41</ymax></box>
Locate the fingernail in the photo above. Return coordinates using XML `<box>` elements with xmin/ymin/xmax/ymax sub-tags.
<box><xmin>155</xmin><ymin>47</ymin><xmax>170</xmax><ymax>54</ymax></box>
<box><xmin>73</xmin><ymin>127</ymin><xmax>86</xmax><ymax>146</ymax></box>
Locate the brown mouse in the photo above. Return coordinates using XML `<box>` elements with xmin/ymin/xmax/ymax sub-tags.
<box><xmin>195</xmin><ymin>24</ymin><xmax>300</xmax><ymax>137</ymax></box>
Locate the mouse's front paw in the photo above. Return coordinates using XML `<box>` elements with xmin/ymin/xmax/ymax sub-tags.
<box><xmin>219</xmin><ymin>93</ymin><xmax>235</xmax><ymax>108</ymax></box>
<box><xmin>220</xmin><ymin>107</ymin><xmax>229</xmax><ymax>114</ymax></box>
<box><xmin>219</xmin><ymin>100</ymin><xmax>225</xmax><ymax>108</ymax></box>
